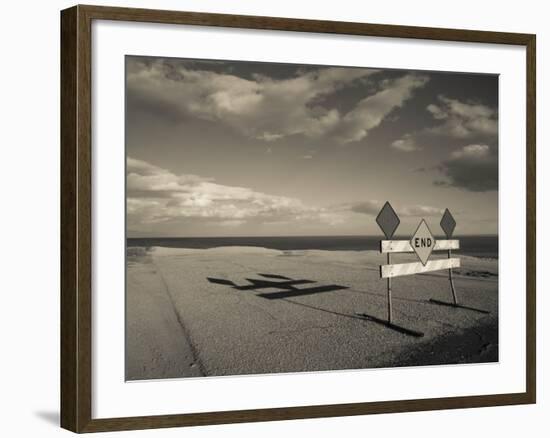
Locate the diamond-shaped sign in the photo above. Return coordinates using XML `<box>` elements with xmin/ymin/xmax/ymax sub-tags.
<box><xmin>376</xmin><ymin>201</ymin><xmax>400</xmax><ymax>239</ymax></box>
<box><xmin>440</xmin><ymin>208</ymin><xmax>456</xmax><ymax>239</ymax></box>
<box><xmin>410</xmin><ymin>219</ymin><xmax>436</xmax><ymax>266</ymax></box>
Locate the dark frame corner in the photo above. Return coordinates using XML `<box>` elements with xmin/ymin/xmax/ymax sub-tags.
<box><xmin>61</xmin><ymin>4</ymin><xmax>536</xmax><ymax>433</ymax></box>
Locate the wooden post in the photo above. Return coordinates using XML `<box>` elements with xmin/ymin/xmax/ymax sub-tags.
<box><xmin>448</xmin><ymin>249</ymin><xmax>458</xmax><ymax>305</ymax></box>
<box><xmin>387</xmin><ymin>252</ymin><xmax>392</xmax><ymax>323</ymax></box>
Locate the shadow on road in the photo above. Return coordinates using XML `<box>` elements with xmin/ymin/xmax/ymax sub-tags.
<box><xmin>258</xmin><ymin>284</ymin><xmax>348</xmax><ymax>299</ymax></box>
<box><xmin>354</xmin><ymin>312</ymin><xmax>424</xmax><ymax>337</ymax></box>
<box><xmin>207</xmin><ymin>273</ymin><xmax>348</xmax><ymax>299</ymax></box>
<box><xmin>206</xmin><ymin>274</ymin><xmax>423</xmax><ymax>337</ymax></box>
<box><xmin>428</xmin><ymin>298</ymin><xmax>490</xmax><ymax>314</ymax></box>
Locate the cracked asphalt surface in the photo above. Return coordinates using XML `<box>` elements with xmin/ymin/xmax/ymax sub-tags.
<box><xmin>126</xmin><ymin>246</ymin><xmax>498</xmax><ymax>380</ymax></box>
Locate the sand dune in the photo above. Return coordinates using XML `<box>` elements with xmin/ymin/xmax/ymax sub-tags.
<box><xmin>126</xmin><ymin>246</ymin><xmax>498</xmax><ymax>381</ymax></box>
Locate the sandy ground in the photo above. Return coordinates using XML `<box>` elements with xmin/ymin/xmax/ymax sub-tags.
<box><xmin>126</xmin><ymin>246</ymin><xmax>498</xmax><ymax>381</ymax></box>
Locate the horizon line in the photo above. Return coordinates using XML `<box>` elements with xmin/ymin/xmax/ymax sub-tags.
<box><xmin>127</xmin><ymin>233</ymin><xmax>498</xmax><ymax>239</ymax></box>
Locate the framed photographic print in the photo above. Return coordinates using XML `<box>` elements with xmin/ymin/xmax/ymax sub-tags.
<box><xmin>60</xmin><ymin>4</ymin><xmax>536</xmax><ymax>433</ymax></box>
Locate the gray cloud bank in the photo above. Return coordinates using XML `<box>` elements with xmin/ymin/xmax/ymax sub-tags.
<box><xmin>435</xmin><ymin>144</ymin><xmax>498</xmax><ymax>192</ymax></box>
<box><xmin>390</xmin><ymin>94</ymin><xmax>498</xmax><ymax>192</ymax></box>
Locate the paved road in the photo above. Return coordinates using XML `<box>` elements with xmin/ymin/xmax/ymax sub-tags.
<box><xmin>126</xmin><ymin>248</ymin><xmax>498</xmax><ymax>380</ymax></box>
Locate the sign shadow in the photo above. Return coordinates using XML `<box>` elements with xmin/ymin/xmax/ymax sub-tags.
<box><xmin>355</xmin><ymin>312</ymin><xmax>424</xmax><ymax>337</ymax></box>
<box><xmin>207</xmin><ymin>274</ymin><xmax>347</xmax><ymax>299</ymax></box>
<box><xmin>207</xmin><ymin>274</ymin><xmax>423</xmax><ymax>337</ymax></box>
<box><xmin>428</xmin><ymin>298</ymin><xmax>490</xmax><ymax>314</ymax></box>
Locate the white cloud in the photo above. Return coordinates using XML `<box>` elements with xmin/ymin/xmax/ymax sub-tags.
<box><xmin>426</xmin><ymin>96</ymin><xmax>498</xmax><ymax>138</ymax></box>
<box><xmin>391</xmin><ymin>134</ymin><xmax>421</xmax><ymax>152</ymax></box>
<box><xmin>390</xmin><ymin>95</ymin><xmax>497</xmax><ymax>153</ymax></box>
<box><xmin>128</xmin><ymin>60</ymin><xmax>428</xmax><ymax>144</ymax></box>
<box><xmin>126</xmin><ymin>157</ymin><xmax>337</xmax><ymax>229</ymax></box>
<box><xmin>451</xmin><ymin>143</ymin><xmax>490</xmax><ymax>158</ymax></box>
<box><xmin>334</xmin><ymin>74</ymin><xmax>429</xmax><ymax>143</ymax></box>
<box><xmin>127</xmin><ymin>157</ymin><xmax>211</xmax><ymax>195</ymax></box>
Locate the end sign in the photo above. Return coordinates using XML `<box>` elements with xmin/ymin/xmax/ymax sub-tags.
<box><xmin>410</xmin><ymin>219</ymin><xmax>436</xmax><ymax>266</ymax></box>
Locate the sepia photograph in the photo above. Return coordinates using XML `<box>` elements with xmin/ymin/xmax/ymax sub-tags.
<box><xmin>125</xmin><ymin>55</ymin><xmax>499</xmax><ymax>381</ymax></box>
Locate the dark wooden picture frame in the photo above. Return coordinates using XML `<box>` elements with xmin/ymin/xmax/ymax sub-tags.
<box><xmin>61</xmin><ymin>4</ymin><xmax>536</xmax><ymax>433</ymax></box>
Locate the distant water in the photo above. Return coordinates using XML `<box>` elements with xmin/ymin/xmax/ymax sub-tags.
<box><xmin>127</xmin><ymin>235</ymin><xmax>498</xmax><ymax>259</ymax></box>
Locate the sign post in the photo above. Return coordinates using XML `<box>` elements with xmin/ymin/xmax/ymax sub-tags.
<box><xmin>375</xmin><ymin>201</ymin><xmax>400</xmax><ymax>324</ymax></box>
<box><xmin>448</xmin><ymin>250</ymin><xmax>458</xmax><ymax>305</ymax></box>
<box><xmin>387</xmin><ymin>251</ymin><xmax>392</xmax><ymax>323</ymax></box>
<box><xmin>366</xmin><ymin>202</ymin><xmax>424</xmax><ymax>337</ymax></box>
<box><xmin>440</xmin><ymin>208</ymin><xmax>458</xmax><ymax>305</ymax></box>
<box><xmin>375</xmin><ymin>204</ymin><xmax>488</xmax><ymax>315</ymax></box>
<box><xmin>365</xmin><ymin>202</ymin><xmax>488</xmax><ymax>335</ymax></box>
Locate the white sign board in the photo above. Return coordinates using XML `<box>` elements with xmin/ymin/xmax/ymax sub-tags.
<box><xmin>381</xmin><ymin>258</ymin><xmax>460</xmax><ymax>279</ymax></box>
<box><xmin>410</xmin><ymin>219</ymin><xmax>436</xmax><ymax>266</ymax></box>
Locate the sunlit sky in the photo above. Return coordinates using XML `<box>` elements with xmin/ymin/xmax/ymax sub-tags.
<box><xmin>126</xmin><ymin>56</ymin><xmax>498</xmax><ymax>238</ymax></box>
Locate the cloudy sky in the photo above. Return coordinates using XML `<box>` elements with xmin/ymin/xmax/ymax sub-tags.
<box><xmin>126</xmin><ymin>56</ymin><xmax>498</xmax><ymax>238</ymax></box>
